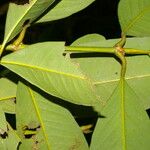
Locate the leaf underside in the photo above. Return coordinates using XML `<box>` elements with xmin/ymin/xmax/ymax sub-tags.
<box><xmin>16</xmin><ymin>82</ymin><xmax>89</xmax><ymax>150</ymax></box>
<box><xmin>71</xmin><ymin>34</ymin><xmax>150</xmax><ymax>109</ymax></box>
<box><xmin>1</xmin><ymin>42</ymin><xmax>99</xmax><ymax>106</ymax></box>
<box><xmin>3</xmin><ymin>0</ymin><xmax>55</xmax><ymax>47</ymax></box>
<box><xmin>118</xmin><ymin>0</ymin><xmax>150</xmax><ymax>36</ymax></box>
<box><xmin>90</xmin><ymin>81</ymin><xmax>150</xmax><ymax>150</ymax></box>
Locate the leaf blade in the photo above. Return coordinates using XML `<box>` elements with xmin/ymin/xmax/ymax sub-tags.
<box><xmin>71</xmin><ymin>34</ymin><xmax>150</xmax><ymax>109</ymax></box>
<box><xmin>1</xmin><ymin>42</ymin><xmax>99</xmax><ymax>106</ymax></box>
<box><xmin>118</xmin><ymin>0</ymin><xmax>150</xmax><ymax>36</ymax></box>
<box><xmin>2</xmin><ymin>0</ymin><xmax>54</xmax><ymax>47</ymax></box>
<box><xmin>90</xmin><ymin>81</ymin><xmax>150</xmax><ymax>150</ymax></box>
<box><xmin>38</xmin><ymin>0</ymin><xmax>95</xmax><ymax>22</ymax></box>
<box><xmin>0</xmin><ymin>78</ymin><xmax>16</xmax><ymax>113</ymax></box>
<box><xmin>16</xmin><ymin>82</ymin><xmax>89</xmax><ymax>150</ymax></box>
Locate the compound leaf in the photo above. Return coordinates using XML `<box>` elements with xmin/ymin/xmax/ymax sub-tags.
<box><xmin>72</xmin><ymin>34</ymin><xmax>150</xmax><ymax>109</ymax></box>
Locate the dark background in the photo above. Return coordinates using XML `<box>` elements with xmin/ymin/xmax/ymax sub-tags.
<box><xmin>0</xmin><ymin>0</ymin><xmax>121</xmax><ymax>44</ymax></box>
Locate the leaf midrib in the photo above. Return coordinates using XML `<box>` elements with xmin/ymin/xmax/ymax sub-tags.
<box><xmin>123</xmin><ymin>4</ymin><xmax>150</xmax><ymax>33</ymax></box>
<box><xmin>1</xmin><ymin>60</ymin><xmax>85</xmax><ymax>80</ymax></box>
<box><xmin>28</xmin><ymin>88</ymin><xmax>50</xmax><ymax>150</ymax></box>
<box><xmin>0</xmin><ymin>96</ymin><xmax>15</xmax><ymax>101</ymax></box>
<box><xmin>4</xmin><ymin>0</ymin><xmax>54</xmax><ymax>45</ymax></box>
<box><xmin>4</xmin><ymin>1</ymin><xmax>36</xmax><ymax>44</ymax></box>
<box><xmin>120</xmin><ymin>80</ymin><xmax>126</xmax><ymax>150</ymax></box>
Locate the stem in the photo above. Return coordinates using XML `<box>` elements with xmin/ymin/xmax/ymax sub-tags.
<box><xmin>13</xmin><ymin>24</ymin><xmax>30</xmax><ymax>48</ymax></box>
<box><xmin>115</xmin><ymin>33</ymin><xmax>126</xmax><ymax>48</ymax></box>
<box><xmin>125</xmin><ymin>48</ymin><xmax>150</xmax><ymax>55</ymax></box>
<box><xmin>0</xmin><ymin>24</ymin><xmax>29</xmax><ymax>57</ymax></box>
<box><xmin>115</xmin><ymin>47</ymin><xmax>127</xmax><ymax>79</ymax></box>
<box><xmin>65</xmin><ymin>46</ymin><xmax>150</xmax><ymax>55</ymax></box>
<box><xmin>0</xmin><ymin>44</ymin><xmax>27</xmax><ymax>51</ymax></box>
<box><xmin>0</xmin><ymin>44</ymin><xmax>150</xmax><ymax>56</ymax></box>
<box><xmin>65</xmin><ymin>46</ymin><xmax>115</xmax><ymax>53</ymax></box>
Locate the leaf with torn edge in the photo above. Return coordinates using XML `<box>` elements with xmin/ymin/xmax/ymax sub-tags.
<box><xmin>2</xmin><ymin>0</ymin><xmax>55</xmax><ymax>48</ymax></box>
<box><xmin>16</xmin><ymin>82</ymin><xmax>89</xmax><ymax>150</ymax></box>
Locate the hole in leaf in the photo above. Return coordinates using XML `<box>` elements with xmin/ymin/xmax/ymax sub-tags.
<box><xmin>5</xmin><ymin>113</ymin><xmax>16</xmax><ymax>129</ymax></box>
<box><xmin>23</xmin><ymin>125</ymin><xmax>40</xmax><ymax>139</ymax></box>
<box><xmin>0</xmin><ymin>128</ymin><xmax>8</xmax><ymax>139</ymax></box>
<box><xmin>146</xmin><ymin>108</ymin><xmax>150</xmax><ymax>119</ymax></box>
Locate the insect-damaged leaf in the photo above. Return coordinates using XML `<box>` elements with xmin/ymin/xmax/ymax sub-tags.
<box><xmin>2</xmin><ymin>0</ymin><xmax>55</xmax><ymax>48</ymax></box>
<box><xmin>16</xmin><ymin>82</ymin><xmax>89</xmax><ymax>150</ymax></box>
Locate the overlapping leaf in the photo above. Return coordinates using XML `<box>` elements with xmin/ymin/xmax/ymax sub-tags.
<box><xmin>0</xmin><ymin>78</ymin><xmax>16</xmax><ymax>113</ymax></box>
<box><xmin>1</xmin><ymin>42</ymin><xmax>99</xmax><ymax>106</ymax></box>
<box><xmin>2</xmin><ymin>0</ymin><xmax>55</xmax><ymax>48</ymax></box>
<box><xmin>16</xmin><ymin>82</ymin><xmax>89</xmax><ymax>150</ymax></box>
<box><xmin>0</xmin><ymin>108</ymin><xmax>20</xmax><ymax>149</ymax></box>
<box><xmin>5</xmin><ymin>124</ymin><xmax>21</xmax><ymax>150</ymax></box>
<box><xmin>118</xmin><ymin>0</ymin><xmax>150</xmax><ymax>36</ymax></box>
<box><xmin>38</xmin><ymin>0</ymin><xmax>95</xmax><ymax>23</ymax></box>
<box><xmin>90</xmin><ymin>81</ymin><xmax>150</xmax><ymax>150</ymax></box>
<box><xmin>71</xmin><ymin>34</ymin><xmax>150</xmax><ymax>109</ymax></box>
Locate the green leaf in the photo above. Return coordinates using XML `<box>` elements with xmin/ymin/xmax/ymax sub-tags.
<box><xmin>2</xmin><ymin>0</ymin><xmax>54</xmax><ymax>47</ymax></box>
<box><xmin>0</xmin><ymin>108</ymin><xmax>20</xmax><ymax>150</ymax></box>
<box><xmin>5</xmin><ymin>124</ymin><xmax>21</xmax><ymax>150</ymax></box>
<box><xmin>71</xmin><ymin>34</ymin><xmax>150</xmax><ymax>109</ymax></box>
<box><xmin>16</xmin><ymin>82</ymin><xmax>89</xmax><ymax>150</ymax></box>
<box><xmin>0</xmin><ymin>78</ymin><xmax>16</xmax><ymax>114</ymax></box>
<box><xmin>38</xmin><ymin>0</ymin><xmax>95</xmax><ymax>23</ymax></box>
<box><xmin>118</xmin><ymin>0</ymin><xmax>150</xmax><ymax>36</ymax></box>
<box><xmin>90</xmin><ymin>81</ymin><xmax>150</xmax><ymax>150</ymax></box>
<box><xmin>0</xmin><ymin>78</ymin><xmax>16</xmax><ymax>101</ymax></box>
<box><xmin>0</xmin><ymin>106</ymin><xmax>7</xmax><ymax>133</ymax></box>
<box><xmin>71</xmin><ymin>34</ymin><xmax>106</xmax><ymax>47</ymax></box>
<box><xmin>1</xmin><ymin>42</ymin><xmax>99</xmax><ymax>106</ymax></box>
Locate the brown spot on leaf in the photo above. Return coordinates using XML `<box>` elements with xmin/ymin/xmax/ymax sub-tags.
<box><xmin>69</xmin><ymin>138</ymin><xmax>82</xmax><ymax>150</ymax></box>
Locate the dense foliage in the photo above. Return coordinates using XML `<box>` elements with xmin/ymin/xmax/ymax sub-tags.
<box><xmin>0</xmin><ymin>0</ymin><xmax>150</xmax><ymax>149</ymax></box>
